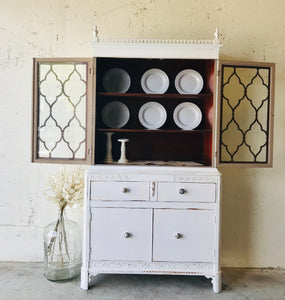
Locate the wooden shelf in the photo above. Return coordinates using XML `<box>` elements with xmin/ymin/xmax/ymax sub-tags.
<box><xmin>95</xmin><ymin>160</ymin><xmax>206</xmax><ymax>167</ymax></box>
<box><xmin>97</xmin><ymin>92</ymin><xmax>212</xmax><ymax>99</ymax></box>
<box><xmin>97</xmin><ymin>128</ymin><xmax>212</xmax><ymax>133</ymax></box>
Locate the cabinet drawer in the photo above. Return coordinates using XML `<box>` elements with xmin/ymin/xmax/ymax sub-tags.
<box><xmin>157</xmin><ymin>182</ymin><xmax>215</xmax><ymax>203</ymax></box>
<box><xmin>91</xmin><ymin>208</ymin><xmax>152</xmax><ymax>261</ymax></box>
<box><xmin>153</xmin><ymin>209</ymin><xmax>215</xmax><ymax>262</ymax></box>
<box><xmin>90</xmin><ymin>181</ymin><xmax>149</xmax><ymax>201</ymax></box>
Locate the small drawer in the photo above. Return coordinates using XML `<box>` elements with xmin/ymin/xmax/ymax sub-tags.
<box><xmin>153</xmin><ymin>209</ymin><xmax>215</xmax><ymax>262</ymax></box>
<box><xmin>91</xmin><ymin>208</ymin><xmax>152</xmax><ymax>261</ymax></box>
<box><xmin>157</xmin><ymin>182</ymin><xmax>215</xmax><ymax>203</ymax></box>
<box><xmin>90</xmin><ymin>181</ymin><xmax>149</xmax><ymax>201</ymax></box>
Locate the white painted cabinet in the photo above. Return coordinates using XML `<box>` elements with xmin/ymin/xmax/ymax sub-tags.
<box><xmin>31</xmin><ymin>30</ymin><xmax>275</xmax><ymax>294</ymax></box>
<box><xmin>81</xmin><ymin>166</ymin><xmax>221</xmax><ymax>293</ymax></box>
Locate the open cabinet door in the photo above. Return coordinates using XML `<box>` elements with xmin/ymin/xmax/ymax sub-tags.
<box><xmin>32</xmin><ymin>58</ymin><xmax>95</xmax><ymax>164</ymax></box>
<box><xmin>217</xmin><ymin>61</ymin><xmax>275</xmax><ymax>167</ymax></box>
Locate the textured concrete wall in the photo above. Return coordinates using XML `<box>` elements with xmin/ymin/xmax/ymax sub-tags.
<box><xmin>0</xmin><ymin>0</ymin><xmax>284</xmax><ymax>267</ymax></box>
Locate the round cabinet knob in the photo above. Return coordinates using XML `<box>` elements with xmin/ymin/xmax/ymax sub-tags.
<box><xmin>175</xmin><ymin>233</ymin><xmax>183</xmax><ymax>239</ymax></box>
<box><xmin>179</xmin><ymin>188</ymin><xmax>186</xmax><ymax>194</ymax></box>
<box><xmin>124</xmin><ymin>232</ymin><xmax>131</xmax><ymax>238</ymax></box>
<box><xmin>122</xmin><ymin>187</ymin><xmax>129</xmax><ymax>193</ymax></box>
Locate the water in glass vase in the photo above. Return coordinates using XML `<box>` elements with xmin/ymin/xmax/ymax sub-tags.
<box><xmin>43</xmin><ymin>212</ymin><xmax>81</xmax><ymax>281</ymax></box>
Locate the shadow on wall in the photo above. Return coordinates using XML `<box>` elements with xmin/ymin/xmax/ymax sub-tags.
<box><xmin>219</xmin><ymin>167</ymin><xmax>254</xmax><ymax>267</ymax></box>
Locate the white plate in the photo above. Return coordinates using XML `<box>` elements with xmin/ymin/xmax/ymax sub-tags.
<box><xmin>173</xmin><ymin>102</ymin><xmax>202</xmax><ymax>130</ymax></box>
<box><xmin>175</xmin><ymin>69</ymin><xmax>203</xmax><ymax>94</ymax></box>
<box><xmin>102</xmin><ymin>101</ymin><xmax>130</xmax><ymax>128</ymax></box>
<box><xmin>138</xmin><ymin>102</ymin><xmax>167</xmax><ymax>129</ymax></box>
<box><xmin>141</xmin><ymin>69</ymin><xmax>169</xmax><ymax>94</ymax></box>
<box><xmin>102</xmin><ymin>68</ymin><xmax>131</xmax><ymax>93</ymax></box>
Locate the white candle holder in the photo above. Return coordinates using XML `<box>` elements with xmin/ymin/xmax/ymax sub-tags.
<box><xmin>118</xmin><ymin>138</ymin><xmax>129</xmax><ymax>164</ymax></box>
<box><xmin>104</xmin><ymin>132</ymin><xmax>114</xmax><ymax>163</ymax></box>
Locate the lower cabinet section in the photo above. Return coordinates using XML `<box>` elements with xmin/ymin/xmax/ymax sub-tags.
<box><xmin>91</xmin><ymin>207</ymin><xmax>215</xmax><ymax>263</ymax></box>
<box><xmin>81</xmin><ymin>166</ymin><xmax>221</xmax><ymax>293</ymax></box>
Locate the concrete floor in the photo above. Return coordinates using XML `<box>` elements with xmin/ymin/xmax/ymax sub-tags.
<box><xmin>0</xmin><ymin>263</ymin><xmax>284</xmax><ymax>300</ymax></box>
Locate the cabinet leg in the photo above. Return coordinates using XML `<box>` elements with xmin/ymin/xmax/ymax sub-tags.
<box><xmin>212</xmin><ymin>271</ymin><xmax>222</xmax><ymax>293</ymax></box>
<box><xmin>80</xmin><ymin>268</ymin><xmax>89</xmax><ymax>290</ymax></box>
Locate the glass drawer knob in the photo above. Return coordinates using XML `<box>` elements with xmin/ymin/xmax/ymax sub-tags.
<box><xmin>179</xmin><ymin>188</ymin><xmax>185</xmax><ymax>194</ymax></box>
<box><xmin>124</xmin><ymin>232</ymin><xmax>131</xmax><ymax>238</ymax></box>
<box><xmin>175</xmin><ymin>233</ymin><xmax>182</xmax><ymax>239</ymax></box>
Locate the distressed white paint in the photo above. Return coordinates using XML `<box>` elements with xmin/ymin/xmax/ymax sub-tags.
<box><xmin>90</xmin><ymin>207</ymin><xmax>153</xmax><ymax>261</ymax></box>
<box><xmin>157</xmin><ymin>182</ymin><xmax>216</xmax><ymax>203</ymax></box>
<box><xmin>81</xmin><ymin>166</ymin><xmax>221</xmax><ymax>292</ymax></box>
<box><xmin>0</xmin><ymin>0</ymin><xmax>284</xmax><ymax>269</ymax></box>
<box><xmin>152</xmin><ymin>209</ymin><xmax>215</xmax><ymax>262</ymax></box>
<box><xmin>90</xmin><ymin>181</ymin><xmax>150</xmax><ymax>201</ymax></box>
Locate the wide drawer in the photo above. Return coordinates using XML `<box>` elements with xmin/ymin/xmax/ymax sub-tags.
<box><xmin>157</xmin><ymin>182</ymin><xmax>215</xmax><ymax>203</ymax></box>
<box><xmin>90</xmin><ymin>208</ymin><xmax>152</xmax><ymax>261</ymax></box>
<box><xmin>90</xmin><ymin>181</ymin><xmax>149</xmax><ymax>201</ymax></box>
<box><xmin>153</xmin><ymin>209</ymin><xmax>215</xmax><ymax>262</ymax></box>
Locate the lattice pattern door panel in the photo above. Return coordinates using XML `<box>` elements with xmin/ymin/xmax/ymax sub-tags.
<box><xmin>218</xmin><ymin>62</ymin><xmax>274</xmax><ymax>166</ymax></box>
<box><xmin>32</xmin><ymin>58</ymin><xmax>94</xmax><ymax>164</ymax></box>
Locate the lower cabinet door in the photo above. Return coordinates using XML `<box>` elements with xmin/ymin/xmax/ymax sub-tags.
<box><xmin>91</xmin><ymin>208</ymin><xmax>152</xmax><ymax>261</ymax></box>
<box><xmin>153</xmin><ymin>209</ymin><xmax>215</xmax><ymax>262</ymax></box>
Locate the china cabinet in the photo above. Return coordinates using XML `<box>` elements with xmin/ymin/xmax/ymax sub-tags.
<box><xmin>32</xmin><ymin>28</ymin><xmax>275</xmax><ymax>293</ymax></box>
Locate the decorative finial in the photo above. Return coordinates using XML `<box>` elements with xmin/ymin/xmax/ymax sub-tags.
<box><xmin>214</xmin><ymin>28</ymin><xmax>220</xmax><ymax>44</ymax></box>
<box><xmin>92</xmin><ymin>25</ymin><xmax>99</xmax><ymax>42</ymax></box>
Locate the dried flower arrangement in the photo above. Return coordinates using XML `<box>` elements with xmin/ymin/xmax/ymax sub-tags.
<box><xmin>44</xmin><ymin>167</ymin><xmax>84</xmax><ymax>278</ymax></box>
<box><xmin>47</xmin><ymin>167</ymin><xmax>84</xmax><ymax>210</ymax></box>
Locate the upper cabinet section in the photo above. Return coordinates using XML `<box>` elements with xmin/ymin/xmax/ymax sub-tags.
<box><xmin>91</xmin><ymin>28</ymin><xmax>221</xmax><ymax>167</ymax></box>
<box><xmin>31</xmin><ymin>28</ymin><xmax>275</xmax><ymax>168</ymax></box>
<box><xmin>32</xmin><ymin>58</ymin><xmax>95</xmax><ymax>164</ymax></box>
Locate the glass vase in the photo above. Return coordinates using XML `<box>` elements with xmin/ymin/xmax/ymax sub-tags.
<box><xmin>43</xmin><ymin>211</ymin><xmax>81</xmax><ymax>281</ymax></box>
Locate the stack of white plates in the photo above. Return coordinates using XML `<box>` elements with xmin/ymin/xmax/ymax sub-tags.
<box><xmin>102</xmin><ymin>68</ymin><xmax>131</xmax><ymax>93</ymax></box>
<box><xmin>173</xmin><ymin>102</ymin><xmax>202</xmax><ymax>130</ymax></box>
<box><xmin>138</xmin><ymin>102</ymin><xmax>167</xmax><ymax>129</ymax></box>
<box><xmin>101</xmin><ymin>101</ymin><xmax>130</xmax><ymax>128</ymax></box>
<box><xmin>175</xmin><ymin>69</ymin><xmax>203</xmax><ymax>94</ymax></box>
<box><xmin>141</xmin><ymin>69</ymin><xmax>169</xmax><ymax>94</ymax></box>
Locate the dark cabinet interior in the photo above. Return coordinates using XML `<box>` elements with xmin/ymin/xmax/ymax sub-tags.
<box><xmin>94</xmin><ymin>58</ymin><xmax>215</xmax><ymax>166</ymax></box>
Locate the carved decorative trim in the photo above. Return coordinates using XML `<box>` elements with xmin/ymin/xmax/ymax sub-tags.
<box><xmin>89</xmin><ymin>174</ymin><xmax>134</xmax><ymax>181</ymax></box>
<box><xmin>89</xmin><ymin>260</ymin><xmax>214</xmax><ymax>277</ymax></box>
<box><xmin>92</xmin><ymin>26</ymin><xmax>221</xmax><ymax>46</ymax></box>
<box><xmin>88</xmin><ymin>174</ymin><xmax>219</xmax><ymax>183</ymax></box>
<box><xmin>175</xmin><ymin>175</ymin><xmax>220</xmax><ymax>183</ymax></box>
<box><xmin>91</xmin><ymin>26</ymin><xmax>222</xmax><ymax>59</ymax></box>
<box><xmin>151</xmin><ymin>182</ymin><xmax>156</xmax><ymax>198</ymax></box>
